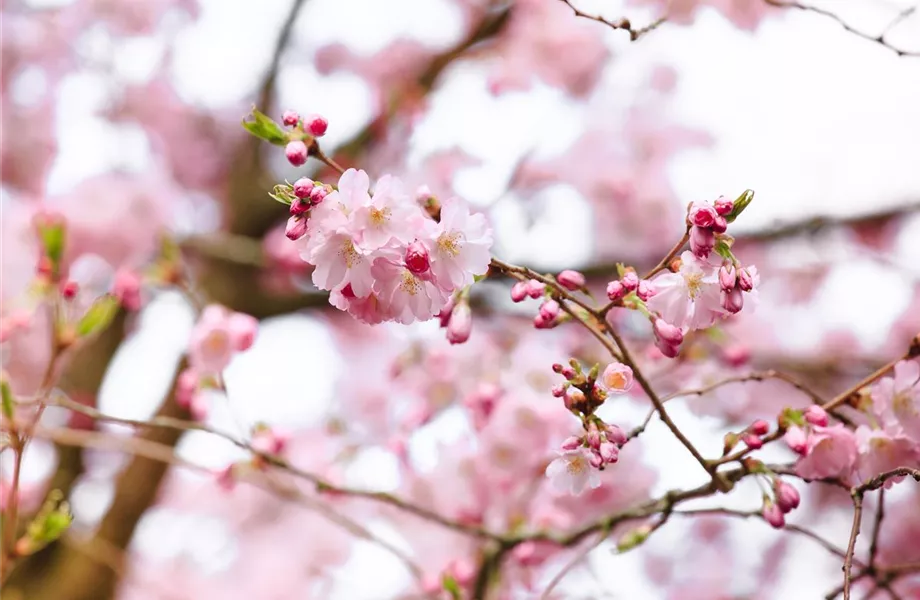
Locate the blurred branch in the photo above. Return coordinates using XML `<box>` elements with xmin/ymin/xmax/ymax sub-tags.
<box><xmin>558</xmin><ymin>0</ymin><xmax>667</xmax><ymax>41</ymax></box>
<box><xmin>763</xmin><ymin>0</ymin><xmax>920</xmax><ymax>57</ymax></box>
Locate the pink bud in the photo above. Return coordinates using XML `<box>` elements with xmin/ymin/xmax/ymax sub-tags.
<box><xmin>557</xmin><ymin>270</ymin><xmax>585</xmax><ymax>290</ymax></box>
<box><xmin>290</xmin><ymin>198</ymin><xmax>309</xmax><ymax>216</ymax></box>
<box><xmin>774</xmin><ymin>480</ymin><xmax>800</xmax><ymax>513</ymax></box>
<box><xmin>737</xmin><ymin>268</ymin><xmax>754</xmax><ymax>292</ymax></box>
<box><xmin>719</xmin><ymin>264</ymin><xmax>736</xmax><ymax>292</ymax></box>
<box><xmin>653</xmin><ymin>318</ymin><xmax>684</xmax><ymax>346</ymax></box>
<box><xmin>600</xmin><ymin>362</ymin><xmax>634</xmax><ymax>393</ymax></box>
<box><xmin>711</xmin><ymin>215</ymin><xmax>728</xmax><ymax>234</ymax></box>
<box><xmin>292</xmin><ymin>177</ymin><xmax>314</xmax><ymax>199</ymax></box>
<box><xmin>689</xmin><ymin>225</ymin><xmax>715</xmax><ymax>258</ymax></box>
<box><xmin>636</xmin><ymin>280</ymin><xmax>655</xmax><ymax>301</ymax></box>
<box><xmin>561</xmin><ymin>366</ymin><xmax>576</xmax><ymax>380</ymax></box>
<box><xmin>61</xmin><ymin>280</ymin><xmax>79</xmax><ymax>300</ymax></box>
<box><xmin>605</xmin><ymin>423</ymin><xmax>628</xmax><ymax>446</ymax></box>
<box><xmin>564</xmin><ymin>388</ymin><xmax>584</xmax><ymax>410</ymax></box>
<box><xmin>112</xmin><ymin>269</ymin><xmax>142</xmax><ymax>311</ymax></box>
<box><xmin>215</xmin><ymin>464</ymin><xmax>236</xmax><ymax>492</ymax></box>
<box><xmin>588</xmin><ymin>450</ymin><xmax>604</xmax><ymax>469</ymax></box>
<box><xmin>405</xmin><ymin>240</ymin><xmax>430</xmax><ymax>275</ymax></box>
<box><xmin>561</xmin><ymin>436</ymin><xmax>582</xmax><ymax>451</ymax></box>
<box><xmin>511</xmin><ymin>281</ymin><xmax>528</xmax><ymax>302</ymax></box>
<box><xmin>721</xmin><ymin>287</ymin><xmax>744</xmax><ymax>314</ymax></box>
<box><xmin>714</xmin><ymin>197</ymin><xmax>733</xmax><ymax>216</ymax></box>
<box><xmin>552</xmin><ymin>363</ymin><xmax>564</xmax><ymax>374</ymax></box>
<box><xmin>804</xmin><ymin>405</ymin><xmax>829</xmax><ymax>427</ymax></box>
<box><xmin>533</xmin><ymin>313</ymin><xmax>556</xmax><ymax>329</ymax></box>
<box><xmin>762</xmin><ymin>500</ymin><xmax>785</xmax><ymax>529</ymax></box>
<box><xmin>281</xmin><ymin>110</ymin><xmax>300</xmax><ymax>127</ymax></box>
<box><xmin>551</xmin><ymin>384</ymin><xmax>566</xmax><ymax>398</ymax></box>
<box><xmin>586</xmin><ymin>423</ymin><xmax>601</xmax><ymax>449</ymax></box>
<box><xmin>655</xmin><ymin>337</ymin><xmax>680</xmax><ymax>358</ymax></box>
<box><xmin>606</xmin><ymin>280</ymin><xmax>625</xmax><ymax>301</ymax></box>
<box><xmin>688</xmin><ymin>202</ymin><xmax>718</xmax><ymax>228</ymax></box>
<box><xmin>620</xmin><ymin>271</ymin><xmax>639</xmax><ymax>291</ymax></box>
<box><xmin>599</xmin><ymin>441</ymin><xmax>619</xmax><ymax>463</ymax></box>
<box><xmin>415</xmin><ymin>185</ymin><xmax>433</xmax><ymax>202</ymax></box>
<box><xmin>285</xmin><ymin>140</ymin><xmax>308</xmax><ymax>166</ymax></box>
<box><xmin>525</xmin><ymin>279</ymin><xmax>545</xmax><ymax>298</ymax></box>
<box><xmin>539</xmin><ymin>299</ymin><xmax>560</xmax><ymax>321</ymax></box>
<box><xmin>228</xmin><ymin>313</ymin><xmax>258</xmax><ymax>352</ymax></box>
<box><xmin>720</xmin><ymin>343</ymin><xmax>751</xmax><ymax>368</ymax></box>
<box><xmin>750</xmin><ymin>420</ymin><xmax>770</xmax><ymax>436</ymax></box>
<box><xmin>309</xmin><ymin>185</ymin><xmax>329</xmax><ymax>205</ymax></box>
<box><xmin>285</xmin><ymin>215</ymin><xmax>308</xmax><ymax>241</ymax></box>
<box><xmin>446</xmin><ymin>302</ymin><xmax>472</xmax><ymax>345</ymax></box>
<box><xmin>305</xmin><ymin>114</ymin><xmax>328</xmax><ymax>137</ymax></box>
<box><xmin>784</xmin><ymin>426</ymin><xmax>808</xmax><ymax>455</ymax></box>
<box><xmin>741</xmin><ymin>433</ymin><xmax>763</xmax><ymax>449</ymax></box>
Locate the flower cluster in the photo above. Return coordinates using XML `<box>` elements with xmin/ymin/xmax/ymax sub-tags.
<box><xmin>286</xmin><ymin>168</ymin><xmax>493</xmax><ymax>326</ymax></box>
<box><xmin>761</xmin><ymin>478</ymin><xmax>801</xmax><ymax>529</ymax></box>
<box><xmin>281</xmin><ymin>110</ymin><xmax>329</xmax><ymax>167</ymax></box>
<box><xmin>545</xmin><ymin>361</ymin><xmax>634</xmax><ymax>494</ymax></box>
<box><xmin>606</xmin><ymin>268</ymin><xmax>655</xmax><ymax>304</ymax></box>
<box><xmin>781</xmin><ymin>362</ymin><xmax>920</xmax><ymax>486</ymax></box>
<box><xmin>176</xmin><ymin>305</ymin><xmax>259</xmax><ymax>420</ymax></box>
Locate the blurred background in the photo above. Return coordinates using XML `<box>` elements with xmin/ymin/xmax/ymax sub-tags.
<box><xmin>2</xmin><ymin>0</ymin><xmax>920</xmax><ymax>598</ymax></box>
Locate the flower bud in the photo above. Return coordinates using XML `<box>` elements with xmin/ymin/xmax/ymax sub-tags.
<box><xmin>636</xmin><ymin>280</ymin><xmax>655</xmax><ymax>301</ymax></box>
<box><xmin>653</xmin><ymin>318</ymin><xmax>683</xmax><ymax>346</ymax></box>
<box><xmin>525</xmin><ymin>279</ymin><xmax>545</xmax><ymax>298</ymax></box>
<box><xmin>804</xmin><ymin>405</ymin><xmax>829</xmax><ymax>427</ymax></box>
<box><xmin>599</xmin><ymin>441</ymin><xmax>619</xmax><ymax>463</ymax></box>
<box><xmin>741</xmin><ymin>433</ymin><xmax>763</xmax><ymax>449</ymax></box>
<box><xmin>605</xmin><ymin>423</ymin><xmax>628</xmax><ymax>446</ymax></box>
<box><xmin>285</xmin><ymin>140</ymin><xmax>308</xmax><ymax>166</ymax></box>
<box><xmin>557</xmin><ymin>270</ymin><xmax>585</xmax><ymax>290</ymax></box>
<box><xmin>405</xmin><ymin>240</ymin><xmax>431</xmax><ymax>275</ymax></box>
<box><xmin>309</xmin><ymin>185</ymin><xmax>329</xmax><ymax>205</ymax></box>
<box><xmin>620</xmin><ymin>271</ymin><xmax>639</xmax><ymax>292</ymax></box>
<box><xmin>539</xmin><ymin>299</ymin><xmax>560</xmax><ymax>321</ymax></box>
<box><xmin>762</xmin><ymin>500</ymin><xmax>785</xmax><ymax>529</ymax></box>
<box><xmin>551</xmin><ymin>384</ymin><xmax>566</xmax><ymax>398</ymax></box>
<box><xmin>281</xmin><ymin>110</ymin><xmax>300</xmax><ymax>127</ymax></box>
<box><xmin>446</xmin><ymin>301</ymin><xmax>472</xmax><ymax>345</ymax></box>
<box><xmin>533</xmin><ymin>314</ymin><xmax>552</xmax><ymax>329</ymax></box>
<box><xmin>784</xmin><ymin>425</ymin><xmax>808</xmax><ymax>455</ymax></box>
<box><xmin>737</xmin><ymin>268</ymin><xmax>754</xmax><ymax>292</ymax></box>
<box><xmin>561</xmin><ymin>366</ymin><xmax>576</xmax><ymax>380</ymax></box>
<box><xmin>719</xmin><ymin>264</ymin><xmax>736</xmax><ymax>292</ymax></box>
<box><xmin>560</xmin><ymin>436</ymin><xmax>582</xmax><ymax>451</ymax></box>
<box><xmin>711</xmin><ymin>215</ymin><xmax>728</xmax><ymax>234</ymax></box>
<box><xmin>305</xmin><ymin>114</ymin><xmax>328</xmax><ymax>137</ymax></box>
<box><xmin>290</xmin><ymin>198</ymin><xmax>310</xmax><ymax>216</ymax></box>
<box><xmin>586</xmin><ymin>422</ymin><xmax>601</xmax><ymax>449</ymax></box>
<box><xmin>511</xmin><ymin>281</ymin><xmax>528</xmax><ymax>302</ymax></box>
<box><xmin>292</xmin><ymin>177</ymin><xmax>314</xmax><ymax>199</ymax></box>
<box><xmin>655</xmin><ymin>337</ymin><xmax>680</xmax><ymax>358</ymax></box>
<box><xmin>552</xmin><ymin>363</ymin><xmax>564</xmax><ymax>374</ymax></box>
<box><xmin>606</xmin><ymin>280</ymin><xmax>625</xmax><ymax>301</ymax></box>
<box><xmin>228</xmin><ymin>313</ymin><xmax>258</xmax><ymax>352</ymax></box>
<box><xmin>714</xmin><ymin>197</ymin><xmax>734</xmax><ymax>215</ymax></box>
<box><xmin>588</xmin><ymin>450</ymin><xmax>604</xmax><ymax>469</ymax></box>
<box><xmin>689</xmin><ymin>225</ymin><xmax>715</xmax><ymax>258</ymax></box>
<box><xmin>285</xmin><ymin>215</ymin><xmax>308</xmax><ymax>241</ymax></box>
<box><xmin>688</xmin><ymin>202</ymin><xmax>717</xmax><ymax>228</ymax></box>
<box><xmin>61</xmin><ymin>280</ymin><xmax>79</xmax><ymax>300</ymax></box>
<box><xmin>564</xmin><ymin>388</ymin><xmax>585</xmax><ymax>410</ymax></box>
<box><xmin>750</xmin><ymin>420</ymin><xmax>770</xmax><ymax>436</ymax></box>
<box><xmin>774</xmin><ymin>480</ymin><xmax>800</xmax><ymax>513</ymax></box>
<box><xmin>112</xmin><ymin>269</ymin><xmax>142</xmax><ymax>311</ymax></box>
<box><xmin>721</xmin><ymin>287</ymin><xmax>744</xmax><ymax>314</ymax></box>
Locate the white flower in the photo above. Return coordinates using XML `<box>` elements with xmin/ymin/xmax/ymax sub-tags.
<box><xmin>545</xmin><ymin>448</ymin><xmax>601</xmax><ymax>495</ymax></box>
<box><xmin>428</xmin><ymin>198</ymin><xmax>493</xmax><ymax>289</ymax></box>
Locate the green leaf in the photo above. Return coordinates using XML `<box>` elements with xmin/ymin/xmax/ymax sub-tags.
<box><xmin>616</xmin><ymin>524</ymin><xmax>652</xmax><ymax>553</ymax></box>
<box><xmin>242</xmin><ymin>107</ymin><xmax>288</xmax><ymax>146</ymax></box>
<box><xmin>441</xmin><ymin>574</ymin><xmax>462</xmax><ymax>600</ymax></box>
<box><xmin>726</xmin><ymin>189</ymin><xmax>754</xmax><ymax>223</ymax></box>
<box><xmin>713</xmin><ymin>239</ymin><xmax>734</xmax><ymax>261</ymax></box>
<box><xmin>1</xmin><ymin>374</ymin><xmax>14</xmax><ymax>420</ymax></box>
<box><xmin>22</xmin><ymin>490</ymin><xmax>73</xmax><ymax>555</ymax></box>
<box><xmin>77</xmin><ymin>295</ymin><xmax>120</xmax><ymax>337</ymax></box>
<box><xmin>37</xmin><ymin>221</ymin><xmax>66</xmax><ymax>266</ymax></box>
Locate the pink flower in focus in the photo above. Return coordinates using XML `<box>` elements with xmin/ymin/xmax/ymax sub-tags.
<box><xmin>598</xmin><ymin>362</ymin><xmax>634</xmax><ymax>394</ymax></box>
<box><xmin>352</xmin><ymin>174</ymin><xmax>417</xmax><ymax>250</ymax></box>
<box><xmin>646</xmin><ymin>251</ymin><xmax>724</xmax><ymax>331</ymax></box>
<box><xmin>784</xmin><ymin>425</ymin><xmax>808</xmax><ymax>455</ymax></box>
<box><xmin>546</xmin><ymin>447</ymin><xmax>602</xmax><ymax>495</ymax></box>
<box><xmin>309</xmin><ymin>231</ymin><xmax>374</xmax><ymax>297</ymax></box>
<box><xmin>872</xmin><ymin>360</ymin><xmax>920</xmax><ymax>442</ymax></box>
<box><xmin>795</xmin><ymin>424</ymin><xmax>858</xmax><ymax>483</ymax></box>
<box><xmin>427</xmin><ymin>198</ymin><xmax>493</xmax><ymax>289</ymax></box>
<box><xmin>370</xmin><ymin>258</ymin><xmax>447</xmax><ymax>325</ymax></box>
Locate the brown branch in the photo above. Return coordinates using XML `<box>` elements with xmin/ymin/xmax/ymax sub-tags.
<box><xmin>843</xmin><ymin>494</ymin><xmax>864</xmax><ymax>600</ymax></box>
<box><xmin>643</xmin><ymin>228</ymin><xmax>689</xmax><ymax>279</ymax></box>
<box><xmin>558</xmin><ymin>0</ymin><xmax>667</xmax><ymax>41</ymax></box>
<box><xmin>867</xmin><ymin>489</ymin><xmax>885</xmax><ymax>572</ymax></box>
<box><xmin>763</xmin><ymin>0</ymin><xmax>920</xmax><ymax>57</ymax></box>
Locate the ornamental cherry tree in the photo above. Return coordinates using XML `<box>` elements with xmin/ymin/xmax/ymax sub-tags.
<box><xmin>2</xmin><ymin>1</ymin><xmax>920</xmax><ymax>599</ymax></box>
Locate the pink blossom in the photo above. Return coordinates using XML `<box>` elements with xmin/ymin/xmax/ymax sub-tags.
<box><xmin>309</xmin><ymin>231</ymin><xmax>374</xmax><ymax>297</ymax></box>
<box><xmin>352</xmin><ymin>174</ymin><xmax>416</xmax><ymax>250</ymax></box>
<box><xmin>872</xmin><ymin>360</ymin><xmax>920</xmax><ymax>442</ymax></box>
<box><xmin>370</xmin><ymin>258</ymin><xmax>447</xmax><ymax>325</ymax></box>
<box><xmin>405</xmin><ymin>239</ymin><xmax>431</xmax><ymax>274</ymax></box>
<box><xmin>689</xmin><ymin>202</ymin><xmax>718</xmax><ymax>228</ymax></box>
<box><xmin>427</xmin><ymin>198</ymin><xmax>493</xmax><ymax>289</ymax></box>
<box><xmin>784</xmin><ymin>425</ymin><xmax>808</xmax><ymax>455</ymax></box>
<box><xmin>646</xmin><ymin>251</ymin><xmax>724</xmax><ymax>331</ymax></box>
<box><xmin>804</xmin><ymin>405</ymin><xmax>829</xmax><ymax>427</ymax></box>
<box><xmin>251</xmin><ymin>426</ymin><xmax>290</xmax><ymax>456</ymax></box>
<box><xmin>599</xmin><ymin>363</ymin><xmax>634</xmax><ymax>394</ymax></box>
<box><xmin>795</xmin><ymin>424</ymin><xmax>858</xmax><ymax>483</ymax></box>
<box><xmin>855</xmin><ymin>426</ymin><xmax>919</xmax><ymax>488</ymax></box>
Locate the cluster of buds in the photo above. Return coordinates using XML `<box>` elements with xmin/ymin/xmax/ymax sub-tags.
<box><xmin>280</xmin><ymin>109</ymin><xmax>329</xmax><ymax>167</ymax></box>
<box><xmin>724</xmin><ymin>419</ymin><xmax>771</xmax><ymax>453</ymax></box>
<box><xmin>718</xmin><ymin>261</ymin><xmax>755</xmax><ymax>314</ymax></box>
<box><xmin>283</xmin><ymin>177</ymin><xmax>332</xmax><ymax>241</ymax></box>
<box><xmin>688</xmin><ymin>197</ymin><xmax>733</xmax><ymax>258</ymax></box>
<box><xmin>606</xmin><ymin>269</ymin><xmax>655</xmax><ymax>304</ymax></box>
<box><xmin>560</xmin><ymin>418</ymin><xmax>629</xmax><ymax>470</ymax></box>
<box><xmin>438</xmin><ymin>294</ymin><xmax>473</xmax><ymax>345</ymax></box>
<box><xmin>552</xmin><ymin>360</ymin><xmax>634</xmax><ymax>416</ymax></box>
<box><xmin>762</xmin><ymin>478</ymin><xmax>801</xmax><ymax>529</ymax></box>
<box><xmin>782</xmin><ymin>404</ymin><xmax>830</xmax><ymax>455</ymax></box>
<box><xmin>509</xmin><ymin>278</ymin><xmax>564</xmax><ymax>329</ymax></box>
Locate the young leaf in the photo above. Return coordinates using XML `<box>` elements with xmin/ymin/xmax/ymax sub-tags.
<box><xmin>242</xmin><ymin>107</ymin><xmax>288</xmax><ymax>146</ymax></box>
<box><xmin>726</xmin><ymin>189</ymin><xmax>754</xmax><ymax>223</ymax></box>
<box><xmin>1</xmin><ymin>374</ymin><xmax>14</xmax><ymax>420</ymax></box>
<box><xmin>77</xmin><ymin>295</ymin><xmax>120</xmax><ymax>337</ymax></box>
<box><xmin>37</xmin><ymin>221</ymin><xmax>66</xmax><ymax>266</ymax></box>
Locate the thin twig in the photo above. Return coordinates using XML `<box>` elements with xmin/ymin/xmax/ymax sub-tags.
<box><xmin>867</xmin><ymin>489</ymin><xmax>885</xmax><ymax>571</ymax></box>
<box><xmin>559</xmin><ymin>0</ymin><xmax>667</xmax><ymax>41</ymax></box>
<box><xmin>843</xmin><ymin>494</ymin><xmax>864</xmax><ymax>600</ymax></box>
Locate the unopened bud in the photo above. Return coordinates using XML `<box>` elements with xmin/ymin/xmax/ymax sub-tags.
<box><xmin>285</xmin><ymin>140</ymin><xmax>308</xmax><ymax>166</ymax></box>
<box><xmin>557</xmin><ymin>270</ymin><xmax>585</xmax><ymax>290</ymax></box>
<box><xmin>405</xmin><ymin>240</ymin><xmax>430</xmax><ymax>275</ymax></box>
<box><xmin>281</xmin><ymin>110</ymin><xmax>300</xmax><ymax>127</ymax></box>
<box><xmin>285</xmin><ymin>215</ymin><xmax>308</xmax><ymax>241</ymax></box>
<box><xmin>305</xmin><ymin>114</ymin><xmax>328</xmax><ymax>137</ymax></box>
